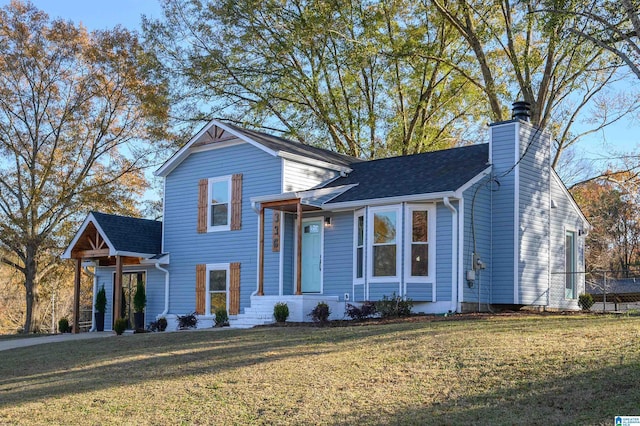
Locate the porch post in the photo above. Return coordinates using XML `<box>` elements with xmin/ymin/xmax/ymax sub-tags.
<box><xmin>72</xmin><ymin>258</ymin><xmax>82</xmax><ymax>334</ymax></box>
<box><xmin>114</xmin><ymin>255</ymin><xmax>123</xmax><ymax>322</ymax></box>
<box><xmin>258</xmin><ymin>206</ymin><xmax>265</xmax><ymax>296</ymax></box>
<box><xmin>296</xmin><ymin>200</ymin><xmax>302</xmax><ymax>295</ymax></box>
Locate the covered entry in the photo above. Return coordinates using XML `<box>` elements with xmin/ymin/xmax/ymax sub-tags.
<box><xmin>62</xmin><ymin>212</ymin><xmax>163</xmax><ymax>333</ymax></box>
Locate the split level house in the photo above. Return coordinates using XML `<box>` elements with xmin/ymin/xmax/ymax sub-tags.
<box><xmin>63</xmin><ymin>103</ymin><xmax>589</xmax><ymax>331</ymax></box>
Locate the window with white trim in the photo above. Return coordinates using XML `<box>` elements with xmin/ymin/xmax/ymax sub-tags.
<box><xmin>404</xmin><ymin>204</ymin><xmax>435</xmax><ymax>280</ymax></box>
<box><xmin>368</xmin><ymin>206</ymin><xmax>402</xmax><ymax>280</ymax></box>
<box><xmin>354</xmin><ymin>211</ymin><xmax>365</xmax><ymax>281</ymax></box>
<box><xmin>565</xmin><ymin>230</ymin><xmax>576</xmax><ymax>299</ymax></box>
<box><xmin>208</xmin><ymin>176</ymin><xmax>231</xmax><ymax>231</ymax></box>
<box><xmin>207</xmin><ymin>263</ymin><xmax>229</xmax><ymax>315</ymax></box>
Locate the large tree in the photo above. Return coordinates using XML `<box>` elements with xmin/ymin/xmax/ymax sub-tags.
<box><xmin>0</xmin><ymin>1</ymin><xmax>168</xmax><ymax>333</ymax></box>
<box><xmin>144</xmin><ymin>0</ymin><xmax>486</xmax><ymax>158</ymax></box>
<box><xmin>572</xmin><ymin>179</ymin><xmax>640</xmax><ymax>274</ymax></box>
<box><xmin>146</xmin><ymin>0</ymin><xmax>637</xmax><ymax>167</ymax></box>
<box><xmin>429</xmin><ymin>0</ymin><xmax>639</xmax><ymax>169</ymax></box>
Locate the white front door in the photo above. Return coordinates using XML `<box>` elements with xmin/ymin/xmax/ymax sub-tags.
<box><xmin>301</xmin><ymin>219</ymin><xmax>323</xmax><ymax>293</ymax></box>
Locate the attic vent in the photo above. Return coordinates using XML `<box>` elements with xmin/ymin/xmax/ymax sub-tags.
<box><xmin>512</xmin><ymin>101</ymin><xmax>531</xmax><ymax>122</ymax></box>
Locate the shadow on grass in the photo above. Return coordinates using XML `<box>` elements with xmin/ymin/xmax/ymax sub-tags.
<box><xmin>328</xmin><ymin>356</ymin><xmax>639</xmax><ymax>425</ymax></box>
<box><xmin>0</xmin><ymin>321</ymin><xmax>428</xmax><ymax>407</ymax></box>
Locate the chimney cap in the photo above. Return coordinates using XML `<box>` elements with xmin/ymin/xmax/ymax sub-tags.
<box><xmin>512</xmin><ymin>101</ymin><xmax>531</xmax><ymax>122</ymax></box>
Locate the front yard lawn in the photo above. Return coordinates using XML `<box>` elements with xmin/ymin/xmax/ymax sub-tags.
<box><xmin>0</xmin><ymin>314</ymin><xmax>638</xmax><ymax>425</ymax></box>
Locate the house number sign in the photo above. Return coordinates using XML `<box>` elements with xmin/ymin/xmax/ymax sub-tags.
<box><xmin>272</xmin><ymin>211</ymin><xmax>280</xmax><ymax>252</ymax></box>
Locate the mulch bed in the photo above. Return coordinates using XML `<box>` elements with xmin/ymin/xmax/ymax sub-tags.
<box><xmin>259</xmin><ymin>309</ymin><xmax>592</xmax><ymax>328</ymax></box>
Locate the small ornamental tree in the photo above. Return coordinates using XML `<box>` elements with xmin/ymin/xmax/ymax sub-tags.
<box><xmin>95</xmin><ymin>286</ymin><xmax>107</xmax><ymax>314</ymax></box>
<box><xmin>133</xmin><ymin>280</ymin><xmax>146</xmax><ymax>313</ymax></box>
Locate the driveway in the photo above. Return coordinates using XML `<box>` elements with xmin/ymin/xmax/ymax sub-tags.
<box><xmin>0</xmin><ymin>332</ymin><xmax>116</xmax><ymax>352</ymax></box>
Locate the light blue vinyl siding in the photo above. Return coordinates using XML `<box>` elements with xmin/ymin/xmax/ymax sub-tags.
<box><xmin>369</xmin><ymin>283</ymin><xmax>401</xmax><ymax>300</ymax></box>
<box><xmin>462</xmin><ymin>177</ymin><xmax>492</xmax><ymax>304</ymax></box>
<box><xmin>353</xmin><ymin>284</ymin><xmax>365</xmax><ymax>302</ymax></box>
<box><xmin>549</xmin><ymin>174</ymin><xmax>584</xmax><ymax>310</ymax></box>
<box><xmin>282</xmin><ymin>213</ymin><xmax>295</xmax><ymax>295</ymax></box>
<box><xmin>94</xmin><ymin>265</ymin><xmax>165</xmax><ymax>331</ymax></box>
<box><xmin>283</xmin><ymin>159</ymin><xmax>339</xmax><ymax>192</ymax></box>
<box><xmin>163</xmin><ymin>141</ymin><xmax>282</xmax><ymax>314</ymax></box>
<box><xmin>435</xmin><ymin>202</ymin><xmax>453</xmax><ymax>301</ymax></box>
<box><xmin>321</xmin><ymin>211</ymin><xmax>353</xmax><ymax>300</ymax></box>
<box><xmin>406</xmin><ymin>282</ymin><xmax>433</xmax><ymax>301</ymax></box>
<box><xmin>489</xmin><ymin>123</ymin><xmax>517</xmax><ymax>303</ymax></box>
<box><xmin>517</xmin><ymin>124</ymin><xmax>551</xmax><ymax>305</ymax></box>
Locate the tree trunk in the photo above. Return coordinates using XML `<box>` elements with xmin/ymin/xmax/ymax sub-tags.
<box><xmin>22</xmin><ymin>246</ymin><xmax>38</xmax><ymax>334</ymax></box>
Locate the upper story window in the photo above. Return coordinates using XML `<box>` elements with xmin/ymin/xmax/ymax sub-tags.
<box><xmin>209</xmin><ymin>176</ymin><xmax>231</xmax><ymax>230</ymax></box>
<box><xmin>197</xmin><ymin>174</ymin><xmax>242</xmax><ymax>233</ymax></box>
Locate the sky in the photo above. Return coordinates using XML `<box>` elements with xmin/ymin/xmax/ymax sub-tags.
<box><xmin>1</xmin><ymin>0</ymin><xmax>638</xmax><ymax>183</ymax></box>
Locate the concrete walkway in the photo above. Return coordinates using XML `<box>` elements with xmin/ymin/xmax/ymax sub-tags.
<box><xmin>0</xmin><ymin>331</ymin><xmax>116</xmax><ymax>352</ymax></box>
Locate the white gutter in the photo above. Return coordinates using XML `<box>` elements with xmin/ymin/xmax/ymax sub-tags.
<box><xmin>443</xmin><ymin>197</ymin><xmax>459</xmax><ymax>313</ymax></box>
<box><xmin>155</xmin><ymin>263</ymin><xmax>170</xmax><ymax>317</ymax></box>
<box><xmin>83</xmin><ymin>266</ymin><xmax>97</xmax><ymax>332</ymax></box>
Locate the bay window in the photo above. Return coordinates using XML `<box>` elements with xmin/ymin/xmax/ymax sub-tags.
<box><xmin>368</xmin><ymin>206</ymin><xmax>402</xmax><ymax>280</ymax></box>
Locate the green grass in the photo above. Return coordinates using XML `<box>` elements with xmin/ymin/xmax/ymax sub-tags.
<box><xmin>0</xmin><ymin>314</ymin><xmax>638</xmax><ymax>425</ymax></box>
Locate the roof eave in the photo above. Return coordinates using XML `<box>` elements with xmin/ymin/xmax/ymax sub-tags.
<box><xmin>323</xmin><ymin>190</ymin><xmax>458</xmax><ymax>211</ymax></box>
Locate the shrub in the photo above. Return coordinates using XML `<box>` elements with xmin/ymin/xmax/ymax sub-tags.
<box><xmin>133</xmin><ymin>279</ymin><xmax>146</xmax><ymax>313</ymax></box>
<box><xmin>177</xmin><ymin>312</ymin><xmax>198</xmax><ymax>330</ymax></box>
<box><xmin>578</xmin><ymin>293</ymin><xmax>595</xmax><ymax>311</ymax></box>
<box><xmin>149</xmin><ymin>317</ymin><xmax>168</xmax><ymax>332</ymax></box>
<box><xmin>95</xmin><ymin>286</ymin><xmax>107</xmax><ymax>314</ymax></box>
<box><xmin>214</xmin><ymin>308</ymin><xmax>229</xmax><ymax>327</ymax></box>
<box><xmin>273</xmin><ymin>302</ymin><xmax>289</xmax><ymax>323</ymax></box>
<box><xmin>157</xmin><ymin>317</ymin><xmax>167</xmax><ymax>331</ymax></box>
<box><xmin>375</xmin><ymin>293</ymin><xmax>413</xmax><ymax>318</ymax></box>
<box><xmin>114</xmin><ymin>318</ymin><xmax>127</xmax><ymax>335</ymax></box>
<box><xmin>58</xmin><ymin>318</ymin><xmax>70</xmax><ymax>333</ymax></box>
<box><xmin>346</xmin><ymin>301</ymin><xmax>377</xmax><ymax>320</ymax></box>
<box><xmin>309</xmin><ymin>302</ymin><xmax>331</xmax><ymax>324</ymax></box>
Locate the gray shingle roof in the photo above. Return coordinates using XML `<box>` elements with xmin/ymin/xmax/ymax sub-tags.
<box><xmin>91</xmin><ymin>212</ymin><xmax>162</xmax><ymax>255</ymax></box>
<box><xmin>323</xmin><ymin>144</ymin><xmax>490</xmax><ymax>204</ymax></box>
<box><xmin>222</xmin><ymin>122</ymin><xmax>362</xmax><ymax>168</ymax></box>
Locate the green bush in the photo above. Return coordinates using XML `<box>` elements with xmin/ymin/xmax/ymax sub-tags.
<box><xmin>375</xmin><ymin>293</ymin><xmax>413</xmax><ymax>318</ymax></box>
<box><xmin>95</xmin><ymin>286</ymin><xmax>107</xmax><ymax>314</ymax></box>
<box><xmin>214</xmin><ymin>308</ymin><xmax>229</xmax><ymax>327</ymax></box>
<box><xmin>309</xmin><ymin>302</ymin><xmax>330</xmax><ymax>324</ymax></box>
<box><xmin>273</xmin><ymin>302</ymin><xmax>289</xmax><ymax>323</ymax></box>
<box><xmin>58</xmin><ymin>318</ymin><xmax>70</xmax><ymax>333</ymax></box>
<box><xmin>114</xmin><ymin>318</ymin><xmax>128</xmax><ymax>335</ymax></box>
<box><xmin>578</xmin><ymin>293</ymin><xmax>595</xmax><ymax>311</ymax></box>
<box><xmin>133</xmin><ymin>279</ymin><xmax>146</xmax><ymax>313</ymax></box>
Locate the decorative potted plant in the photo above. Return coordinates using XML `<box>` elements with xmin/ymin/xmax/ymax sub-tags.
<box><xmin>133</xmin><ymin>278</ymin><xmax>146</xmax><ymax>330</ymax></box>
<box><xmin>94</xmin><ymin>285</ymin><xmax>107</xmax><ymax>332</ymax></box>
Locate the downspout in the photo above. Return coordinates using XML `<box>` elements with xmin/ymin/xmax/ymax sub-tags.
<box><xmin>83</xmin><ymin>265</ymin><xmax>97</xmax><ymax>332</ymax></box>
<box><xmin>155</xmin><ymin>263</ymin><xmax>170</xmax><ymax>317</ymax></box>
<box><xmin>443</xmin><ymin>197</ymin><xmax>459</xmax><ymax>313</ymax></box>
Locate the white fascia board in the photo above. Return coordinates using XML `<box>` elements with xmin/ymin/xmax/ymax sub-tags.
<box><xmin>155</xmin><ymin>119</ymin><xmax>280</xmax><ymax>177</ymax></box>
<box><xmin>454</xmin><ymin>166</ymin><xmax>493</xmax><ymax>197</ymax></box>
<box><xmin>323</xmin><ymin>191</ymin><xmax>457</xmax><ymax>211</ymax></box>
<box><xmin>551</xmin><ymin>170</ymin><xmax>590</xmax><ymax>228</ymax></box>
<box><xmin>61</xmin><ymin>213</ymin><xmax>116</xmax><ymax>259</ymax></box>
<box><xmin>250</xmin><ymin>184</ymin><xmax>358</xmax><ymax>209</ymax></box>
<box><xmin>113</xmin><ymin>251</ymin><xmax>158</xmax><ymax>258</ymax></box>
<box><xmin>278</xmin><ymin>151</ymin><xmax>352</xmax><ymax>173</ymax></box>
<box><xmin>140</xmin><ymin>254</ymin><xmax>170</xmax><ymax>265</ymax></box>
<box><xmin>250</xmin><ymin>192</ymin><xmax>299</xmax><ymax>204</ymax></box>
